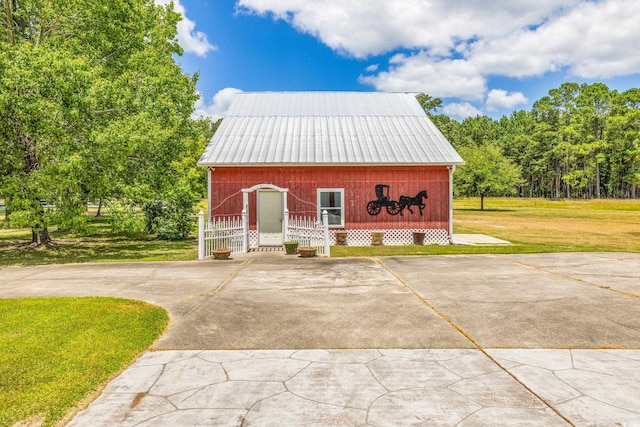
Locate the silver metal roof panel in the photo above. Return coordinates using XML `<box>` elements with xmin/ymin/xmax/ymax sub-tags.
<box><xmin>198</xmin><ymin>92</ymin><xmax>464</xmax><ymax>166</ymax></box>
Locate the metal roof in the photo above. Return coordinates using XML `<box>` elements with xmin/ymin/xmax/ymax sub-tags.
<box><xmin>198</xmin><ymin>92</ymin><xmax>464</xmax><ymax>166</ymax></box>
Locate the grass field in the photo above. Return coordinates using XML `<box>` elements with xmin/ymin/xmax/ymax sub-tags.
<box><xmin>454</xmin><ymin>197</ymin><xmax>640</xmax><ymax>252</ymax></box>
<box><xmin>1</xmin><ymin>198</ymin><xmax>639</xmax><ymax>265</ymax></box>
<box><xmin>332</xmin><ymin>197</ymin><xmax>640</xmax><ymax>256</ymax></box>
<box><xmin>0</xmin><ymin>297</ymin><xmax>168</xmax><ymax>427</ymax></box>
<box><xmin>0</xmin><ymin>216</ymin><xmax>199</xmax><ymax>266</ymax></box>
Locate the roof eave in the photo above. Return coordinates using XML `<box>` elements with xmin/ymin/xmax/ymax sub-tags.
<box><xmin>197</xmin><ymin>161</ymin><xmax>465</xmax><ymax>167</ymax></box>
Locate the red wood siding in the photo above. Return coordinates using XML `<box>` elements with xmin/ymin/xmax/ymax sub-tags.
<box><xmin>208</xmin><ymin>166</ymin><xmax>450</xmax><ymax>230</ymax></box>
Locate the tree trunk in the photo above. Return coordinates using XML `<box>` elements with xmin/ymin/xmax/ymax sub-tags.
<box><xmin>632</xmin><ymin>160</ymin><xmax>637</xmax><ymax>199</ymax></box>
<box><xmin>480</xmin><ymin>194</ymin><xmax>485</xmax><ymax>211</ymax></box>
<box><xmin>3</xmin><ymin>195</ymin><xmax>10</xmax><ymax>222</ymax></box>
<box><xmin>31</xmin><ymin>228</ymin><xmax>51</xmax><ymax>245</ymax></box>
<box><xmin>595</xmin><ymin>162</ymin><xmax>601</xmax><ymax>199</ymax></box>
<box><xmin>4</xmin><ymin>0</ymin><xmax>15</xmax><ymax>44</ymax></box>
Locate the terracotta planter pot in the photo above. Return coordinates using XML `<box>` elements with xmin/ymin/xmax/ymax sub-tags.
<box><xmin>371</xmin><ymin>232</ymin><xmax>384</xmax><ymax>246</ymax></box>
<box><xmin>335</xmin><ymin>231</ymin><xmax>348</xmax><ymax>246</ymax></box>
<box><xmin>284</xmin><ymin>241</ymin><xmax>299</xmax><ymax>255</ymax></box>
<box><xmin>413</xmin><ymin>231</ymin><xmax>426</xmax><ymax>245</ymax></box>
<box><xmin>212</xmin><ymin>249</ymin><xmax>232</xmax><ymax>260</ymax></box>
<box><xmin>297</xmin><ymin>246</ymin><xmax>317</xmax><ymax>257</ymax></box>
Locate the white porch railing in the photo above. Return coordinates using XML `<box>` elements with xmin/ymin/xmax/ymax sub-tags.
<box><xmin>286</xmin><ymin>210</ymin><xmax>330</xmax><ymax>257</ymax></box>
<box><xmin>198</xmin><ymin>210</ymin><xmax>331</xmax><ymax>259</ymax></box>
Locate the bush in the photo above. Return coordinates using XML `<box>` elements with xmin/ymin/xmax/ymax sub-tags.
<box><xmin>143</xmin><ymin>190</ymin><xmax>195</xmax><ymax>240</ymax></box>
<box><xmin>108</xmin><ymin>202</ymin><xmax>146</xmax><ymax>237</ymax></box>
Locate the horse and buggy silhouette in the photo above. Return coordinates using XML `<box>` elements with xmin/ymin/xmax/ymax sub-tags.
<box><xmin>365</xmin><ymin>184</ymin><xmax>428</xmax><ymax>216</ymax></box>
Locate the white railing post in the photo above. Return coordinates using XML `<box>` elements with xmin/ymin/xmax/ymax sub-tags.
<box><xmin>242</xmin><ymin>207</ymin><xmax>249</xmax><ymax>253</ymax></box>
<box><xmin>448</xmin><ymin>165</ymin><xmax>455</xmax><ymax>244</ymax></box>
<box><xmin>322</xmin><ymin>210</ymin><xmax>330</xmax><ymax>257</ymax></box>
<box><xmin>283</xmin><ymin>208</ymin><xmax>289</xmax><ymax>242</ymax></box>
<box><xmin>198</xmin><ymin>211</ymin><xmax>205</xmax><ymax>260</ymax></box>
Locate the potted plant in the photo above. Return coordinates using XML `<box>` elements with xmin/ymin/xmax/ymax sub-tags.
<box><xmin>371</xmin><ymin>231</ymin><xmax>384</xmax><ymax>246</ymax></box>
<box><xmin>212</xmin><ymin>236</ymin><xmax>232</xmax><ymax>260</ymax></box>
<box><xmin>297</xmin><ymin>246</ymin><xmax>317</xmax><ymax>257</ymax></box>
<box><xmin>335</xmin><ymin>231</ymin><xmax>348</xmax><ymax>246</ymax></box>
<box><xmin>284</xmin><ymin>241</ymin><xmax>299</xmax><ymax>255</ymax></box>
<box><xmin>212</xmin><ymin>246</ymin><xmax>231</xmax><ymax>260</ymax></box>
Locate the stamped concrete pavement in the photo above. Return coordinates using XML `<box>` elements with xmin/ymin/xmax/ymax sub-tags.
<box><xmin>1</xmin><ymin>252</ymin><xmax>640</xmax><ymax>426</ymax></box>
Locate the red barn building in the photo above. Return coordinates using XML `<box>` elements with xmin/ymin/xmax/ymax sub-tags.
<box><xmin>197</xmin><ymin>92</ymin><xmax>464</xmax><ymax>247</ymax></box>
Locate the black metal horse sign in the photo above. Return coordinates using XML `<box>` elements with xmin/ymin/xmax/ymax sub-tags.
<box><xmin>399</xmin><ymin>190</ymin><xmax>428</xmax><ymax>215</ymax></box>
<box><xmin>366</xmin><ymin>185</ymin><xmax>428</xmax><ymax>216</ymax></box>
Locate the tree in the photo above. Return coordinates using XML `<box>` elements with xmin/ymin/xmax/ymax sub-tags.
<box><xmin>455</xmin><ymin>144</ymin><xmax>523</xmax><ymax>210</ymax></box>
<box><xmin>0</xmin><ymin>0</ymin><xmax>204</xmax><ymax>244</ymax></box>
<box><xmin>416</xmin><ymin>93</ymin><xmax>443</xmax><ymax>113</ymax></box>
<box><xmin>429</xmin><ymin>114</ymin><xmax>467</xmax><ymax>148</ymax></box>
<box><xmin>606</xmin><ymin>92</ymin><xmax>640</xmax><ymax>198</ymax></box>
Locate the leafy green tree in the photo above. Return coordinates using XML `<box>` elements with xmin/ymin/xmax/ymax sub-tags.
<box><xmin>0</xmin><ymin>0</ymin><xmax>205</xmax><ymax>244</ymax></box>
<box><xmin>429</xmin><ymin>114</ymin><xmax>467</xmax><ymax>148</ymax></box>
<box><xmin>455</xmin><ymin>144</ymin><xmax>523</xmax><ymax>210</ymax></box>
<box><xmin>498</xmin><ymin>110</ymin><xmax>542</xmax><ymax>197</ymax></box>
<box><xmin>459</xmin><ymin>116</ymin><xmax>504</xmax><ymax>148</ymax></box>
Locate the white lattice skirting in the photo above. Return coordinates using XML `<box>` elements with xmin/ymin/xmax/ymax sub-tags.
<box><xmin>248</xmin><ymin>228</ymin><xmax>448</xmax><ymax>247</ymax></box>
<box><xmin>331</xmin><ymin>229</ymin><xmax>450</xmax><ymax>246</ymax></box>
<box><xmin>249</xmin><ymin>230</ymin><xmax>258</xmax><ymax>247</ymax></box>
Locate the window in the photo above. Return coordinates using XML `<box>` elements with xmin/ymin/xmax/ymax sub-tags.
<box><xmin>317</xmin><ymin>188</ymin><xmax>344</xmax><ymax>228</ymax></box>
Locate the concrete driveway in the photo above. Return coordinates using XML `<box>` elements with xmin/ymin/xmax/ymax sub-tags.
<box><xmin>381</xmin><ymin>252</ymin><xmax>640</xmax><ymax>349</ymax></box>
<box><xmin>3</xmin><ymin>252</ymin><xmax>637</xmax><ymax>350</ymax></box>
<box><xmin>1</xmin><ymin>252</ymin><xmax>639</xmax><ymax>426</ymax></box>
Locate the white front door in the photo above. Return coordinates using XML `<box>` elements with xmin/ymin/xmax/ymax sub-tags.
<box><xmin>258</xmin><ymin>191</ymin><xmax>283</xmax><ymax>246</ymax></box>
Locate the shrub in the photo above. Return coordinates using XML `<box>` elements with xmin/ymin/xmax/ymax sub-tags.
<box><xmin>108</xmin><ymin>202</ymin><xmax>146</xmax><ymax>237</ymax></box>
<box><xmin>143</xmin><ymin>189</ymin><xmax>195</xmax><ymax>240</ymax></box>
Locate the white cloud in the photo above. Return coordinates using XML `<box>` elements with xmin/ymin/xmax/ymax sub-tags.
<box><xmin>359</xmin><ymin>51</ymin><xmax>486</xmax><ymax>101</ymax></box>
<box><xmin>237</xmin><ymin>0</ymin><xmax>577</xmax><ymax>58</ymax></box>
<box><xmin>239</xmin><ymin>0</ymin><xmax>640</xmax><ymax>101</ymax></box>
<box><xmin>193</xmin><ymin>88</ymin><xmax>244</xmax><ymax>120</ymax></box>
<box><xmin>364</xmin><ymin>64</ymin><xmax>378</xmax><ymax>73</ymax></box>
<box><xmin>486</xmin><ymin>90</ymin><xmax>528</xmax><ymax>111</ymax></box>
<box><xmin>155</xmin><ymin>0</ymin><xmax>216</xmax><ymax>57</ymax></box>
<box><xmin>442</xmin><ymin>102</ymin><xmax>483</xmax><ymax>120</ymax></box>
<box><xmin>468</xmin><ymin>0</ymin><xmax>640</xmax><ymax>79</ymax></box>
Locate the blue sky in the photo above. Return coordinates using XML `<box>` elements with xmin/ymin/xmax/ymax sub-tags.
<box><xmin>159</xmin><ymin>0</ymin><xmax>640</xmax><ymax>120</ymax></box>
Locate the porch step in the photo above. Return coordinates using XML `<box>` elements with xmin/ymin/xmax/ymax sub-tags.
<box><xmin>249</xmin><ymin>246</ymin><xmax>283</xmax><ymax>252</ymax></box>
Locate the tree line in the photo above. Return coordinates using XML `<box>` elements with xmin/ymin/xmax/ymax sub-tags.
<box><xmin>1</xmin><ymin>0</ymin><xmax>215</xmax><ymax>244</ymax></box>
<box><xmin>429</xmin><ymin>83</ymin><xmax>640</xmax><ymax>201</ymax></box>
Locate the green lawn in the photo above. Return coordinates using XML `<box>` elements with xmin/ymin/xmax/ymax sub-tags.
<box><xmin>0</xmin><ymin>216</ymin><xmax>199</xmax><ymax>266</ymax></box>
<box><xmin>0</xmin><ymin>297</ymin><xmax>168</xmax><ymax>427</ymax></box>
<box><xmin>332</xmin><ymin>197</ymin><xmax>640</xmax><ymax>257</ymax></box>
<box><xmin>1</xmin><ymin>198</ymin><xmax>639</xmax><ymax>265</ymax></box>
<box><xmin>454</xmin><ymin>197</ymin><xmax>640</xmax><ymax>252</ymax></box>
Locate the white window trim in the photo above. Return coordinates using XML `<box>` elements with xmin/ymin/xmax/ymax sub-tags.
<box><xmin>317</xmin><ymin>188</ymin><xmax>345</xmax><ymax>228</ymax></box>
